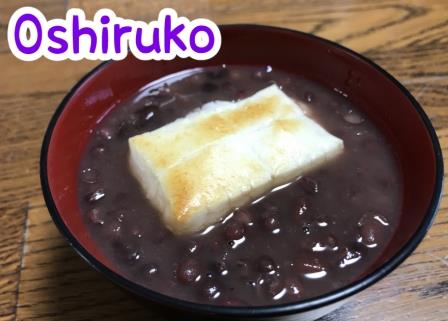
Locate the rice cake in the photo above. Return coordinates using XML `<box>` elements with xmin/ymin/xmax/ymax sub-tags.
<box><xmin>129</xmin><ymin>85</ymin><xmax>343</xmax><ymax>234</ymax></box>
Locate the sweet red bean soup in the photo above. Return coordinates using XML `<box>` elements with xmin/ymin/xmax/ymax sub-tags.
<box><xmin>77</xmin><ymin>65</ymin><xmax>403</xmax><ymax>306</ymax></box>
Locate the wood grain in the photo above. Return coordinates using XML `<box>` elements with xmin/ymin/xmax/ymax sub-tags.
<box><xmin>0</xmin><ymin>0</ymin><xmax>447</xmax><ymax>320</ymax></box>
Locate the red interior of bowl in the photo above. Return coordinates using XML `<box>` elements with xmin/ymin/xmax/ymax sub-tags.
<box><xmin>45</xmin><ymin>26</ymin><xmax>438</xmax><ymax>276</ymax></box>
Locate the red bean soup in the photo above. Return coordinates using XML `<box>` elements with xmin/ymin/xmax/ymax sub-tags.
<box><xmin>77</xmin><ymin>65</ymin><xmax>403</xmax><ymax>306</ymax></box>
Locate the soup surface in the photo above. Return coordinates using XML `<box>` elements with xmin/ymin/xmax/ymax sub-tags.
<box><xmin>77</xmin><ymin>65</ymin><xmax>403</xmax><ymax>306</ymax></box>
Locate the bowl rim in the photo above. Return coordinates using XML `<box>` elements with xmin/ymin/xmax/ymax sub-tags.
<box><xmin>40</xmin><ymin>24</ymin><xmax>444</xmax><ymax>317</ymax></box>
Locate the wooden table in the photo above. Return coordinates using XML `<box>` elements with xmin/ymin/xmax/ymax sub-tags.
<box><xmin>1</xmin><ymin>1</ymin><xmax>447</xmax><ymax>320</ymax></box>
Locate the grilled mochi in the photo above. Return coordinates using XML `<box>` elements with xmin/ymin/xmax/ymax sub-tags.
<box><xmin>128</xmin><ymin>85</ymin><xmax>343</xmax><ymax>235</ymax></box>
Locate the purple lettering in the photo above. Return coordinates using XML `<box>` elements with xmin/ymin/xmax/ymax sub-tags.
<box><xmin>14</xmin><ymin>13</ymin><xmax>42</xmax><ymax>54</ymax></box>
<box><xmin>48</xmin><ymin>25</ymin><xmax>68</xmax><ymax>54</ymax></box>
<box><xmin>135</xmin><ymin>27</ymin><xmax>161</xmax><ymax>53</ymax></box>
<box><xmin>72</xmin><ymin>15</ymin><xmax>97</xmax><ymax>54</ymax></box>
<box><xmin>190</xmin><ymin>25</ymin><xmax>215</xmax><ymax>54</ymax></box>
<box><xmin>8</xmin><ymin>8</ymin><xmax>221</xmax><ymax>61</ymax></box>
<box><xmin>164</xmin><ymin>14</ymin><xmax>186</xmax><ymax>52</ymax></box>
<box><xmin>100</xmin><ymin>15</ymin><xmax>110</xmax><ymax>54</ymax></box>
<box><xmin>114</xmin><ymin>24</ymin><xmax>132</xmax><ymax>53</ymax></box>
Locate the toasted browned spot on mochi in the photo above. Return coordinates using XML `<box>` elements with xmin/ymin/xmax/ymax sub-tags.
<box><xmin>273</xmin><ymin>118</ymin><xmax>302</xmax><ymax>132</ymax></box>
<box><xmin>194</xmin><ymin>96</ymin><xmax>280</xmax><ymax>138</ymax></box>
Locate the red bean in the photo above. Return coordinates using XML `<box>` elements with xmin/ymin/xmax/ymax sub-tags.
<box><xmin>235</xmin><ymin>259</ymin><xmax>250</xmax><ymax>277</ymax></box>
<box><xmin>214</xmin><ymin>260</ymin><xmax>228</xmax><ymax>276</ymax></box>
<box><xmin>297</xmin><ymin>198</ymin><xmax>308</xmax><ymax>216</ymax></box>
<box><xmin>95</xmin><ymin>127</ymin><xmax>114</xmax><ymax>140</ymax></box>
<box><xmin>339</xmin><ymin>247</ymin><xmax>362</xmax><ymax>268</ymax></box>
<box><xmin>252</xmin><ymin>66</ymin><xmax>273</xmax><ymax>81</ymax></box>
<box><xmin>87</xmin><ymin>208</ymin><xmax>104</xmax><ymax>225</ymax></box>
<box><xmin>258</xmin><ymin>256</ymin><xmax>276</xmax><ymax>273</ymax></box>
<box><xmin>146</xmin><ymin>263</ymin><xmax>158</xmax><ymax>277</ymax></box>
<box><xmin>285</xmin><ymin>277</ymin><xmax>303</xmax><ymax>298</ymax></box>
<box><xmin>357</xmin><ymin>213</ymin><xmax>388</xmax><ymax>248</ymax></box>
<box><xmin>80</xmin><ymin>168</ymin><xmax>99</xmax><ymax>184</ymax></box>
<box><xmin>90</xmin><ymin>144</ymin><xmax>107</xmax><ymax>157</ymax></box>
<box><xmin>233</xmin><ymin>209</ymin><xmax>253</xmax><ymax>226</ymax></box>
<box><xmin>304</xmin><ymin>91</ymin><xmax>314</xmax><ymax>103</ymax></box>
<box><xmin>224</xmin><ymin>222</ymin><xmax>245</xmax><ymax>240</ymax></box>
<box><xmin>200</xmin><ymin>283</ymin><xmax>221</xmax><ymax>300</ymax></box>
<box><xmin>177</xmin><ymin>258</ymin><xmax>201</xmax><ymax>284</ymax></box>
<box><xmin>298</xmin><ymin>176</ymin><xmax>319</xmax><ymax>194</ymax></box>
<box><xmin>257</xmin><ymin>274</ymin><xmax>284</xmax><ymax>300</ymax></box>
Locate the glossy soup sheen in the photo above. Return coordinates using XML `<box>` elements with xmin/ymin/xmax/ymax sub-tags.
<box><xmin>77</xmin><ymin>65</ymin><xmax>403</xmax><ymax>306</ymax></box>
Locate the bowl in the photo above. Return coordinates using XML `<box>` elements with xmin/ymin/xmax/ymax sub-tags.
<box><xmin>40</xmin><ymin>24</ymin><xmax>443</xmax><ymax>321</ymax></box>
